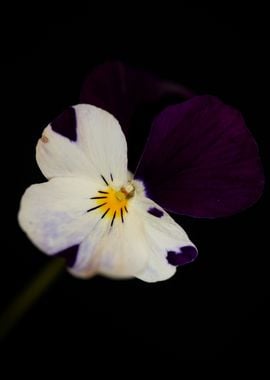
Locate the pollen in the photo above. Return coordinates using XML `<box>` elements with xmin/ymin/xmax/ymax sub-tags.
<box><xmin>88</xmin><ymin>182</ymin><xmax>135</xmax><ymax>225</ymax></box>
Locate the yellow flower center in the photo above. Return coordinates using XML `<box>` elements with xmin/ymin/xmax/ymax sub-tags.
<box><xmin>90</xmin><ymin>183</ymin><xmax>135</xmax><ymax>226</ymax></box>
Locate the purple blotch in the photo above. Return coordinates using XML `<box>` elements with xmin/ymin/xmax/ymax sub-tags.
<box><xmin>147</xmin><ymin>207</ymin><xmax>164</xmax><ymax>218</ymax></box>
<box><xmin>55</xmin><ymin>244</ymin><xmax>79</xmax><ymax>267</ymax></box>
<box><xmin>167</xmin><ymin>246</ymin><xmax>198</xmax><ymax>266</ymax></box>
<box><xmin>51</xmin><ymin>107</ymin><xmax>77</xmax><ymax>141</ymax></box>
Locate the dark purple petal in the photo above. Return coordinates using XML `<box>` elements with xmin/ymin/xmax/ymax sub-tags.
<box><xmin>51</xmin><ymin>106</ymin><xmax>77</xmax><ymax>141</ymax></box>
<box><xmin>55</xmin><ymin>245</ymin><xmax>79</xmax><ymax>267</ymax></box>
<box><xmin>167</xmin><ymin>246</ymin><xmax>198</xmax><ymax>266</ymax></box>
<box><xmin>147</xmin><ymin>207</ymin><xmax>164</xmax><ymax>218</ymax></box>
<box><xmin>136</xmin><ymin>96</ymin><xmax>264</xmax><ymax>218</ymax></box>
<box><xmin>80</xmin><ymin>61</ymin><xmax>194</xmax><ymax>170</ymax></box>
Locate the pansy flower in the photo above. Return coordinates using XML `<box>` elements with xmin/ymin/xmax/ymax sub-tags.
<box><xmin>18</xmin><ymin>62</ymin><xmax>264</xmax><ymax>282</ymax></box>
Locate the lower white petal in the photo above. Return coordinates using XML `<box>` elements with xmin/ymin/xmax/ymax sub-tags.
<box><xmin>70</xmin><ymin>208</ymin><xmax>149</xmax><ymax>279</ymax></box>
<box><xmin>18</xmin><ymin>177</ymin><xmax>102</xmax><ymax>254</ymax></box>
<box><xmin>19</xmin><ymin>174</ymin><xmax>197</xmax><ymax>283</ymax></box>
<box><xmin>69</xmin><ymin>182</ymin><xmax>197</xmax><ymax>282</ymax></box>
<box><xmin>133</xmin><ymin>195</ymin><xmax>197</xmax><ymax>283</ymax></box>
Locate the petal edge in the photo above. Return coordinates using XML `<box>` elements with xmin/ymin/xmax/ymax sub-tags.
<box><xmin>136</xmin><ymin>95</ymin><xmax>264</xmax><ymax>218</ymax></box>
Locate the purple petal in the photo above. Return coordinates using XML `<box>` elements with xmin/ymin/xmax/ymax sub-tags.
<box><xmin>80</xmin><ymin>61</ymin><xmax>194</xmax><ymax>170</ymax></box>
<box><xmin>51</xmin><ymin>107</ymin><xmax>77</xmax><ymax>141</ymax></box>
<box><xmin>136</xmin><ymin>96</ymin><xmax>264</xmax><ymax>218</ymax></box>
<box><xmin>55</xmin><ymin>245</ymin><xmax>79</xmax><ymax>267</ymax></box>
<box><xmin>167</xmin><ymin>246</ymin><xmax>198</xmax><ymax>266</ymax></box>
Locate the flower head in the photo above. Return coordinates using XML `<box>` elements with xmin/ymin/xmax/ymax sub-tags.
<box><xmin>18</xmin><ymin>62</ymin><xmax>264</xmax><ymax>282</ymax></box>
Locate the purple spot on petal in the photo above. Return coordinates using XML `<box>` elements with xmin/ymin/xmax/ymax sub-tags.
<box><xmin>167</xmin><ymin>246</ymin><xmax>198</xmax><ymax>266</ymax></box>
<box><xmin>148</xmin><ymin>207</ymin><xmax>164</xmax><ymax>218</ymax></box>
<box><xmin>51</xmin><ymin>107</ymin><xmax>77</xmax><ymax>141</ymax></box>
<box><xmin>55</xmin><ymin>244</ymin><xmax>79</xmax><ymax>268</ymax></box>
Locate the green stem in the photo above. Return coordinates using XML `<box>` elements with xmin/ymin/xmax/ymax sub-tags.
<box><xmin>0</xmin><ymin>258</ymin><xmax>65</xmax><ymax>340</ymax></box>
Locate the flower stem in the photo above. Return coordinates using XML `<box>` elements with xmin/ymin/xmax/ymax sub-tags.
<box><xmin>0</xmin><ymin>258</ymin><xmax>65</xmax><ymax>340</ymax></box>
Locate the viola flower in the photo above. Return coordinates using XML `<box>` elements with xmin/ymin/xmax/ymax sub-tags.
<box><xmin>18</xmin><ymin>62</ymin><xmax>264</xmax><ymax>282</ymax></box>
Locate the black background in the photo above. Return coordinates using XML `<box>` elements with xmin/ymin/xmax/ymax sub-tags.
<box><xmin>0</xmin><ymin>5</ymin><xmax>269</xmax><ymax>367</ymax></box>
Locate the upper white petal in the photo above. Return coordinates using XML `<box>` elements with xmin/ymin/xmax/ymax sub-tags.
<box><xmin>74</xmin><ymin>104</ymin><xmax>128</xmax><ymax>186</ymax></box>
<box><xmin>36</xmin><ymin>125</ymin><xmax>97</xmax><ymax>179</ymax></box>
<box><xmin>36</xmin><ymin>104</ymin><xmax>128</xmax><ymax>185</ymax></box>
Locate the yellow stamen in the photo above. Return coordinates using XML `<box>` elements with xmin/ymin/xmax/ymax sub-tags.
<box><xmin>92</xmin><ymin>183</ymin><xmax>135</xmax><ymax>223</ymax></box>
<box><xmin>115</xmin><ymin>191</ymin><xmax>126</xmax><ymax>201</ymax></box>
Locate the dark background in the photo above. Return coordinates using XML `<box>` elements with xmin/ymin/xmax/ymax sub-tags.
<box><xmin>1</xmin><ymin>5</ymin><xmax>269</xmax><ymax>367</ymax></box>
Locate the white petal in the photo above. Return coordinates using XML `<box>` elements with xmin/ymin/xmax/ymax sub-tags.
<box><xmin>36</xmin><ymin>105</ymin><xmax>128</xmax><ymax>185</ymax></box>
<box><xmin>18</xmin><ymin>177</ymin><xmax>104</xmax><ymax>254</ymax></box>
<box><xmin>69</xmin><ymin>189</ymin><xmax>196</xmax><ymax>282</ymax></box>
<box><xmin>132</xmin><ymin>195</ymin><xmax>197</xmax><ymax>283</ymax></box>
<box><xmin>36</xmin><ymin>125</ymin><xmax>97</xmax><ymax>179</ymax></box>
<box><xmin>74</xmin><ymin>104</ymin><xmax>128</xmax><ymax>186</ymax></box>
<box><xmin>69</xmin><ymin>208</ymin><xmax>149</xmax><ymax>279</ymax></box>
